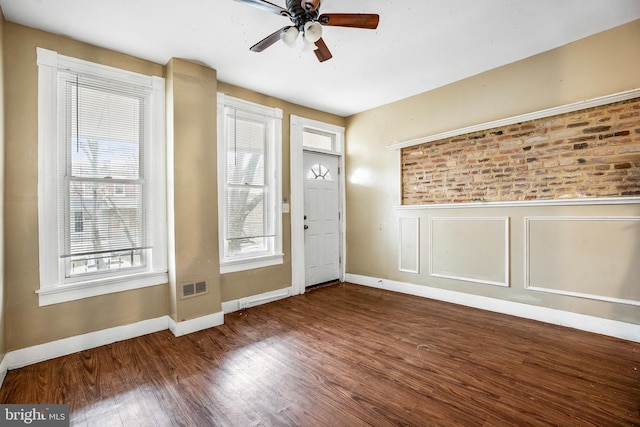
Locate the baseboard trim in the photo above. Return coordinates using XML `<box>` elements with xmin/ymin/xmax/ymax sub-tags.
<box><xmin>4</xmin><ymin>316</ymin><xmax>170</xmax><ymax>372</ymax></box>
<box><xmin>346</xmin><ymin>274</ymin><xmax>640</xmax><ymax>343</ymax></box>
<box><xmin>168</xmin><ymin>311</ymin><xmax>224</xmax><ymax>337</ymax></box>
<box><xmin>222</xmin><ymin>287</ymin><xmax>292</xmax><ymax>314</ymax></box>
<box><xmin>1</xmin><ymin>309</ymin><xmax>228</xmax><ymax>381</ymax></box>
<box><xmin>0</xmin><ymin>286</ymin><xmax>293</xmax><ymax>385</ymax></box>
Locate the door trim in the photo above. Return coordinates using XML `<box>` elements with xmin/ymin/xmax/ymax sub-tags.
<box><xmin>290</xmin><ymin>115</ymin><xmax>346</xmax><ymax>295</ymax></box>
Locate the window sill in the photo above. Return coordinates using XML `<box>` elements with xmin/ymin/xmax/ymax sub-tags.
<box><xmin>220</xmin><ymin>254</ymin><xmax>284</xmax><ymax>274</ymax></box>
<box><xmin>37</xmin><ymin>271</ymin><xmax>168</xmax><ymax>307</ymax></box>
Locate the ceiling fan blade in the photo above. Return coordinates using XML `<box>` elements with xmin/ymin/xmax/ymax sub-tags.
<box><xmin>318</xmin><ymin>13</ymin><xmax>380</xmax><ymax>29</ymax></box>
<box><xmin>234</xmin><ymin>0</ymin><xmax>290</xmax><ymax>17</ymax></box>
<box><xmin>250</xmin><ymin>26</ymin><xmax>292</xmax><ymax>52</ymax></box>
<box><xmin>314</xmin><ymin>38</ymin><xmax>333</xmax><ymax>62</ymax></box>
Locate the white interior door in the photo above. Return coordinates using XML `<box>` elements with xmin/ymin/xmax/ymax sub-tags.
<box><xmin>303</xmin><ymin>151</ymin><xmax>341</xmax><ymax>287</ymax></box>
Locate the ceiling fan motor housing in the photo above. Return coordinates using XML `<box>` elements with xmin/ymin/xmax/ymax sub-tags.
<box><xmin>300</xmin><ymin>0</ymin><xmax>322</xmax><ymax>13</ymax></box>
<box><xmin>287</xmin><ymin>0</ymin><xmax>320</xmax><ymax>27</ymax></box>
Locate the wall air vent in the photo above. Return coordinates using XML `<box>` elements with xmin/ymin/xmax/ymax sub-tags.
<box><xmin>181</xmin><ymin>279</ymin><xmax>208</xmax><ymax>299</ymax></box>
<box><xmin>195</xmin><ymin>281</ymin><xmax>207</xmax><ymax>295</ymax></box>
<box><xmin>182</xmin><ymin>283</ymin><xmax>195</xmax><ymax>298</ymax></box>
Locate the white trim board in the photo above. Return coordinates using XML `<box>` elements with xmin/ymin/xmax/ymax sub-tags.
<box><xmin>395</xmin><ymin>196</ymin><xmax>640</xmax><ymax>210</ymax></box>
<box><xmin>387</xmin><ymin>88</ymin><xmax>640</xmax><ymax>150</ymax></box>
<box><xmin>346</xmin><ymin>274</ymin><xmax>640</xmax><ymax>343</ymax></box>
<box><xmin>0</xmin><ymin>310</ymin><xmax>226</xmax><ymax>389</ymax></box>
<box><xmin>3</xmin><ymin>316</ymin><xmax>169</xmax><ymax>372</ymax></box>
<box><xmin>169</xmin><ymin>312</ymin><xmax>224</xmax><ymax>337</ymax></box>
<box><xmin>398</xmin><ymin>217</ymin><xmax>420</xmax><ymax>274</ymax></box>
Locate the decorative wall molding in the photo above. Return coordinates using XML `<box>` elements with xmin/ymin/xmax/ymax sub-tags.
<box><xmin>398</xmin><ymin>217</ymin><xmax>420</xmax><ymax>273</ymax></box>
<box><xmin>346</xmin><ymin>273</ymin><xmax>640</xmax><ymax>343</ymax></box>
<box><xmin>396</xmin><ymin>196</ymin><xmax>640</xmax><ymax>210</ymax></box>
<box><xmin>524</xmin><ymin>216</ymin><xmax>640</xmax><ymax>307</ymax></box>
<box><xmin>387</xmin><ymin>88</ymin><xmax>640</xmax><ymax>151</ymax></box>
<box><xmin>429</xmin><ymin>217</ymin><xmax>510</xmax><ymax>287</ymax></box>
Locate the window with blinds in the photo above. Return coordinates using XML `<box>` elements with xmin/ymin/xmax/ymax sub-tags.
<box><xmin>217</xmin><ymin>94</ymin><xmax>283</xmax><ymax>272</ymax></box>
<box><xmin>37</xmin><ymin>47</ymin><xmax>167</xmax><ymax>305</ymax></box>
<box><xmin>59</xmin><ymin>72</ymin><xmax>150</xmax><ymax>277</ymax></box>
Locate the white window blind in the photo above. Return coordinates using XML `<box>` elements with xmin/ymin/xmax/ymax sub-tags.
<box><xmin>224</xmin><ymin>107</ymin><xmax>275</xmax><ymax>256</ymax></box>
<box><xmin>58</xmin><ymin>72</ymin><xmax>152</xmax><ymax>276</ymax></box>
<box><xmin>217</xmin><ymin>94</ymin><xmax>282</xmax><ymax>272</ymax></box>
<box><xmin>37</xmin><ymin>47</ymin><xmax>167</xmax><ymax>306</ymax></box>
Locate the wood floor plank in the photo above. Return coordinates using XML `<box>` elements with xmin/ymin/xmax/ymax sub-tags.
<box><xmin>0</xmin><ymin>283</ymin><xmax>638</xmax><ymax>426</ymax></box>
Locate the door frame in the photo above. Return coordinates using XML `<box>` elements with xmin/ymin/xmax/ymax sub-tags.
<box><xmin>290</xmin><ymin>115</ymin><xmax>346</xmax><ymax>295</ymax></box>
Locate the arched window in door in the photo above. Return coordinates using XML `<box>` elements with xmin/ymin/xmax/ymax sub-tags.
<box><xmin>307</xmin><ymin>163</ymin><xmax>333</xmax><ymax>181</ymax></box>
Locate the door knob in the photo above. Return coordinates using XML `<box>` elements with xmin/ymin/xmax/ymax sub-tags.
<box><xmin>304</xmin><ymin>225</ymin><xmax>309</xmax><ymax>230</ymax></box>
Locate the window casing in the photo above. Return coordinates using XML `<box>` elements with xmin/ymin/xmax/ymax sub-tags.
<box><xmin>37</xmin><ymin>48</ymin><xmax>167</xmax><ymax>306</ymax></box>
<box><xmin>217</xmin><ymin>94</ymin><xmax>283</xmax><ymax>273</ymax></box>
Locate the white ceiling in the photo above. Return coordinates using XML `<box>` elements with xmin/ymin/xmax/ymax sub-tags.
<box><xmin>2</xmin><ymin>0</ymin><xmax>640</xmax><ymax>116</ymax></box>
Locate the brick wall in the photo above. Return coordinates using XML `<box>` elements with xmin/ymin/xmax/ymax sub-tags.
<box><xmin>401</xmin><ymin>97</ymin><xmax>640</xmax><ymax>205</ymax></box>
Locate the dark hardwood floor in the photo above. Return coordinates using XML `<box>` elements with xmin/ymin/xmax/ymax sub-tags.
<box><xmin>0</xmin><ymin>283</ymin><xmax>638</xmax><ymax>426</ymax></box>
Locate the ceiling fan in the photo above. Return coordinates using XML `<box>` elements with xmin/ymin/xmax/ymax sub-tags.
<box><xmin>234</xmin><ymin>0</ymin><xmax>380</xmax><ymax>62</ymax></box>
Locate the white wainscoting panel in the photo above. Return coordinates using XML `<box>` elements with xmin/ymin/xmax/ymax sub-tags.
<box><xmin>429</xmin><ymin>217</ymin><xmax>510</xmax><ymax>287</ymax></box>
<box><xmin>525</xmin><ymin>217</ymin><xmax>640</xmax><ymax>306</ymax></box>
<box><xmin>399</xmin><ymin>217</ymin><xmax>420</xmax><ymax>273</ymax></box>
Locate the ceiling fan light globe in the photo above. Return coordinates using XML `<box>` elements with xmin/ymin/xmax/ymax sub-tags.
<box><xmin>280</xmin><ymin>27</ymin><xmax>299</xmax><ymax>48</ymax></box>
<box><xmin>302</xmin><ymin>38</ymin><xmax>318</xmax><ymax>52</ymax></box>
<box><xmin>303</xmin><ymin>21</ymin><xmax>323</xmax><ymax>43</ymax></box>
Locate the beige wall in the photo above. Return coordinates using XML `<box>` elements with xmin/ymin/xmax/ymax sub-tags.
<box><xmin>345</xmin><ymin>19</ymin><xmax>640</xmax><ymax>325</ymax></box>
<box><xmin>216</xmin><ymin>82</ymin><xmax>345</xmax><ymax>302</ymax></box>
<box><xmin>165</xmin><ymin>58</ymin><xmax>221</xmax><ymax>322</ymax></box>
<box><xmin>2</xmin><ymin>23</ymin><xmax>170</xmax><ymax>351</ymax></box>
<box><xmin>1</xmin><ymin>21</ymin><xmax>345</xmax><ymax>351</ymax></box>
<box><xmin>4</xmin><ymin>10</ymin><xmax>634</xmax><ymax>353</ymax></box>
<box><xmin>0</xmin><ymin>8</ymin><xmax>6</xmax><ymax>360</ymax></box>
